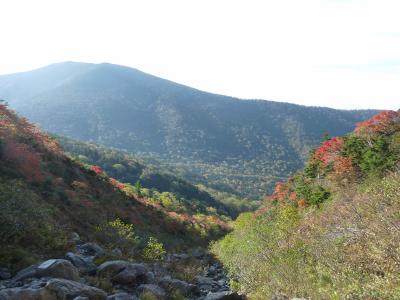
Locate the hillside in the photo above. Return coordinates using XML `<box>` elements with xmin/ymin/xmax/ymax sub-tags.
<box><xmin>0</xmin><ymin>62</ymin><xmax>377</xmax><ymax>198</ymax></box>
<box><xmin>211</xmin><ymin>111</ymin><xmax>400</xmax><ymax>299</ymax></box>
<box><xmin>0</xmin><ymin>103</ymin><xmax>229</xmax><ymax>273</ymax></box>
<box><xmin>57</xmin><ymin>136</ymin><xmax>258</xmax><ymax>217</ymax></box>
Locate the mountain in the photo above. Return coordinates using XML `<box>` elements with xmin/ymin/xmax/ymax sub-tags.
<box><xmin>0</xmin><ymin>104</ymin><xmax>228</xmax><ymax>272</ymax></box>
<box><xmin>0</xmin><ymin>62</ymin><xmax>378</xmax><ymax>198</ymax></box>
<box><xmin>211</xmin><ymin>111</ymin><xmax>400</xmax><ymax>299</ymax></box>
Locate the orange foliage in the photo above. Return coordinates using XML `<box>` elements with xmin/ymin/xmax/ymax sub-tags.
<box><xmin>333</xmin><ymin>156</ymin><xmax>354</xmax><ymax>175</ymax></box>
<box><xmin>110</xmin><ymin>177</ymin><xmax>125</xmax><ymax>190</ymax></box>
<box><xmin>355</xmin><ymin>110</ymin><xmax>400</xmax><ymax>136</ymax></box>
<box><xmin>297</xmin><ymin>199</ymin><xmax>307</xmax><ymax>208</ymax></box>
<box><xmin>3</xmin><ymin>140</ymin><xmax>43</xmax><ymax>182</ymax></box>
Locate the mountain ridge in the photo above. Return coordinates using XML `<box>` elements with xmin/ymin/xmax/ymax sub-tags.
<box><xmin>0</xmin><ymin>62</ymin><xmax>379</xmax><ymax>198</ymax></box>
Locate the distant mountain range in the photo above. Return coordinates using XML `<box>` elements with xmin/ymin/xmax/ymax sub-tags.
<box><xmin>0</xmin><ymin>62</ymin><xmax>378</xmax><ymax>198</ymax></box>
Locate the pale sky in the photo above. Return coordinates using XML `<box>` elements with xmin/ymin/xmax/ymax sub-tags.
<box><xmin>0</xmin><ymin>0</ymin><xmax>399</xmax><ymax>110</ymax></box>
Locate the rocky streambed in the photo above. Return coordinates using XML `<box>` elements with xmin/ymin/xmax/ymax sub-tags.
<box><xmin>0</xmin><ymin>234</ymin><xmax>243</xmax><ymax>300</ymax></box>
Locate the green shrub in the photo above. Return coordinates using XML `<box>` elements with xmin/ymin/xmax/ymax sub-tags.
<box><xmin>142</xmin><ymin>237</ymin><xmax>166</xmax><ymax>261</ymax></box>
<box><xmin>95</xmin><ymin>218</ymin><xmax>138</xmax><ymax>253</ymax></box>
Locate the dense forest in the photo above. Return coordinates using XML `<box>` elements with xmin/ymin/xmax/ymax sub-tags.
<box><xmin>0</xmin><ymin>62</ymin><xmax>377</xmax><ymax>198</ymax></box>
<box><xmin>58</xmin><ymin>136</ymin><xmax>259</xmax><ymax>217</ymax></box>
<box><xmin>211</xmin><ymin>111</ymin><xmax>400</xmax><ymax>299</ymax></box>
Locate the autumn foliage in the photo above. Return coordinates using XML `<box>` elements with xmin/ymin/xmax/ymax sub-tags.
<box><xmin>355</xmin><ymin>110</ymin><xmax>400</xmax><ymax>136</ymax></box>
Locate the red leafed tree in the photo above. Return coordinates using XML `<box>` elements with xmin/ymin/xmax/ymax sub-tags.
<box><xmin>355</xmin><ymin>111</ymin><xmax>400</xmax><ymax>136</ymax></box>
<box><xmin>90</xmin><ymin>165</ymin><xmax>103</xmax><ymax>175</ymax></box>
<box><xmin>314</xmin><ymin>137</ymin><xmax>344</xmax><ymax>166</ymax></box>
<box><xmin>3</xmin><ymin>140</ymin><xmax>43</xmax><ymax>182</ymax></box>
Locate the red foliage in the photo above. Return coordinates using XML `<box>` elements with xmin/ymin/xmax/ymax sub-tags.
<box><xmin>110</xmin><ymin>178</ymin><xmax>125</xmax><ymax>190</ymax></box>
<box><xmin>314</xmin><ymin>137</ymin><xmax>344</xmax><ymax>166</ymax></box>
<box><xmin>90</xmin><ymin>165</ymin><xmax>103</xmax><ymax>175</ymax></box>
<box><xmin>355</xmin><ymin>110</ymin><xmax>400</xmax><ymax>136</ymax></box>
<box><xmin>3</xmin><ymin>140</ymin><xmax>43</xmax><ymax>182</ymax></box>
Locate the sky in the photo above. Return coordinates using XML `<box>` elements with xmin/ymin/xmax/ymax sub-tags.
<box><xmin>0</xmin><ymin>0</ymin><xmax>399</xmax><ymax>110</ymax></box>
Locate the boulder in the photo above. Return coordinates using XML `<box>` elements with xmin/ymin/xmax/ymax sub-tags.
<box><xmin>137</xmin><ymin>284</ymin><xmax>166</xmax><ymax>300</ymax></box>
<box><xmin>13</xmin><ymin>259</ymin><xmax>80</xmax><ymax>282</ymax></box>
<box><xmin>65</xmin><ymin>252</ymin><xmax>97</xmax><ymax>275</ymax></box>
<box><xmin>0</xmin><ymin>278</ymin><xmax>107</xmax><ymax>300</ymax></box>
<box><xmin>78</xmin><ymin>243</ymin><xmax>105</xmax><ymax>257</ymax></box>
<box><xmin>204</xmin><ymin>291</ymin><xmax>243</xmax><ymax>300</ymax></box>
<box><xmin>158</xmin><ymin>276</ymin><xmax>195</xmax><ymax>296</ymax></box>
<box><xmin>46</xmin><ymin>278</ymin><xmax>107</xmax><ymax>300</ymax></box>
<box><xmin>107</xmin><ymin>292</ymin><xmax>138</xmax><ymax>300</ymax></box>
<box><xmin>195</xmin><ymin>275</ymin><xmax>216</xmax><ymax>292</ymax></box>
<box><xmin>70</xmin><ymin>232</ymin><xmax>83</xmax><ymax>245</ymax></box>
<box><xmin>97</xmin><ymin>261</ymin><xmax>147</xmax><ymax>286</ymax></box>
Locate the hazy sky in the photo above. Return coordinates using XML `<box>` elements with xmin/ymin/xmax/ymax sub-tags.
<box><xmin>1</xmin><ymin>0</ymin><xmax>399</xmax><ymax>109</ymax></box>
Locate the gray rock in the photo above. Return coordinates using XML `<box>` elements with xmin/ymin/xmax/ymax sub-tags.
<box><xmin>107</xmin><ymin>292</ymin><xmax>138</xmax><ymax>300</ymax></box>
<box><xmin>137</xmin><ymin>284</ymin><xmax>166</xmax><ymax>300</ymax></box>
<box><xmin>13</xmin><ymin>259</ymin><xmax>80</xmax><ymax>282</ymax></box>
<box><xmin>0</xmin><ymin>285</ymin><xmax>54</xmax><ymax>300</ymax></box>
<box><xmin>78</xmin><ymin>243</ymin><xmax>105</xmax><ymax>257</ymax></box>
<box><xmin>0</xmin><ymin>278</ymin><xmax>107</xmax><ymax>300</ymax></box>
<box><xmin>71</xmin><ymin>232</ymin><xmax>82</xmax><ymax>244</ymax></box>
<box><xmin>196</xmin><ymin>275</ymin><xmax>216</xmax><ymax>292</ymax></box>
<box><xmin>158</xmin><ymin>276</ymin><xmax>195</xmax><ymax>296</ymax></box>
<box><xmin>97</xmin><ymin>261</ymin><xmax>147</xmax><ymax>286</ymax></box>
<box><xmin>204</xmin><ymin>291</ymin><xmax>243</xmax><ymax>300</ymax></box>
<box><xmin>46</xmin><ymin>278</ymin><xmax>107</xmax><ymax>299</ymax></box>
<box><xmin>65</xmin><ymin>252</ymin><xmax>97</xmax><ymax>275</ymax></box>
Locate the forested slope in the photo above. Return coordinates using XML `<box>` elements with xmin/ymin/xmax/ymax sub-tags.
<box><xmin>0</xmin><ymin>104</ymin><xmax>228</xmax><ymax>272</ymax></box>
<box><xmin>211</xmin><ymin>110</ymin><xmax>400</xmax><ymax>299</ymax></box>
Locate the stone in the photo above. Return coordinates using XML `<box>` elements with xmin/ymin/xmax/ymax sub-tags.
<box><xmin>65</xmin><ymin>252</ymin><xmax>97</xmax><ymax>275</ymax></box>
<box><xmin>204</xmin><ymin>291</ymin><xmax>243</xmax><ymax>300</ymax></box>
<box><xmin>107</xmin><ymin>292</ymin><xmax>139</xmax><ymax>300</ymax></box>
<box><xmin>158</xmin><ymin>276</ymin><xmax>195</xmax><ymax>296</ymax></box>
<box><xmin>97</xmin><ymin>261</ymin><xmax>147</xmax><ymax>286</ymax></box>
<box><xmin>78</xmin><ymin>243</ymin><xmax>105</xmax><ymax>257</ymax></box>
<box><xmin>0</xmin><ymin>278</ymin><xmax>107</xmax><ymax>300</ymax></box>
<box><xmin>137</xmin><ymin>284</ymin><xmax>166</xmax><ymax>300</ymax></box>
<box><xmin>13</xmin><ymin>259</ymin><xmax>80</xmax><ymax>282</ymax></box>
<box><xmin>46</xmin><ymin>278</ymin><xmax>107</xmax><ymax>299</ymax></box>
<box><xmin>195</xmin><ymin>275</ymin><xmax>216</xmax><ymax>292</ymax></box>
<box><xmin>71</xmin><ymin>232</ymin><xmax>83</xmax><ymax>244</ymax></box>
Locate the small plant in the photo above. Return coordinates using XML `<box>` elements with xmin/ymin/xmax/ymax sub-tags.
<box><xmin>95</xmin><ymin>218</ymin><xmax>138</xmax><ymax>253</ymax></box>
<box><xmin>142</xmin><ymin>237</ymin><xmax>166</xmax><ymax>261</ymax></box>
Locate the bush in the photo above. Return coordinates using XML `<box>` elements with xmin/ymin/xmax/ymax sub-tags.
<box><xmin>142</xmin><ymin>237</ymin><xmax>166</xmax><ymax>261</ymax></box>
<box><xmin>95</xmin><ymin>218</ymin><xmax>138</xmax><ymax>253</ymax></box>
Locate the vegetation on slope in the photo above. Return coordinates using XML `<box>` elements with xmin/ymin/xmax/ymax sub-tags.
<box><xmin>58</xmin><ymin>136</ymin><xmax>253</xmax><ymax>217</ymax></box>
<box><xmin>0</xmin><ymin>62</ymin><xmax>377</xmax><ymax>198</ymax></box>
<box><xmin>0</xmin><ymin>103</ymin><xmax>229</xmax><ymax>272</ymax></box>
<box><xmin>211</xmin><ymin>111</ymin><xmax>400</xmax><ymax>299</ymax></box>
